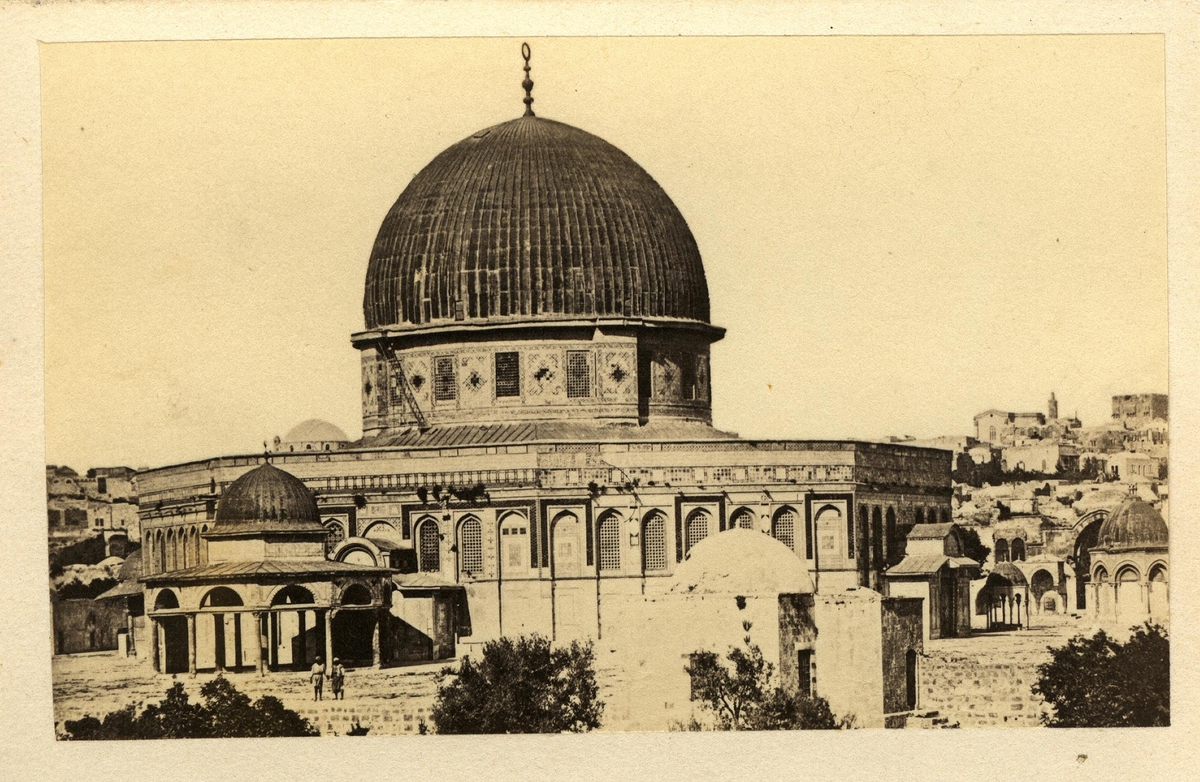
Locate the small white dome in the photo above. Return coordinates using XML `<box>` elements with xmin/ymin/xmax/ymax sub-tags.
<box><xmin>669</xmin><ymin>528</ymin><xmax>814</xmax><ymax>596</ymax></box>
<box><xmin>284</xmin><ymin>419</ymin><xmax>349</xmax><ymax>443</ymax></box>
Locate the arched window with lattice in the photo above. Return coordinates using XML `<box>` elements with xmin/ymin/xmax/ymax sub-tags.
<box><xmin>729</xmin><ymin>507</ymin><xmax>756</xmax><ymax>531</ymax></box>
<box><xmin>458</xmin><ymin>516</ymin><xmax>483</xmax><ymax>576</ymax></box>
<box><xmin>684</xmin><ymin>509</ymin><xmax>710</xmax><ymax>556</ymax></box>
<box><xmin>772</xmin><ymin>507</ymin><xmax>796</xmax><ymax>552</ymax></box>
<box><xmin>323</xmin><ymin>518</ymin><xmax>346</xmax><ymax>556</ymax></box>
<box><xmin>598</xmin><ymin>512</ymin><xmax>622</xmax><ymax>571</ymax></box>
<box><xmin>642</xmin><ymin>511</ymin><xmax>667</xmax><ymax>572</ymax></box>
<box><xmin>417</xmin><ymin>519</ymin><xmax>441</xmax><ymax>572</ymax></box>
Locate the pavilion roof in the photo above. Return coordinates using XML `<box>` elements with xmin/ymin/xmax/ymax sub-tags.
<box><xmin>142</xmin><ymin>559</ymin><xmax>392</xmax><ymax>584</ymax></box>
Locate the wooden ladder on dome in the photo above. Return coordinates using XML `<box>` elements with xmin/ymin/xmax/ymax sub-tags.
<box><xmin>379</xmin><ymin>340</ymin><xmax>430</xmax><ymax>432</ymax></box>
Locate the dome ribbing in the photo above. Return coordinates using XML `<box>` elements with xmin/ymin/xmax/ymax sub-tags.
<box><xmin>1096</xmin><ymin>497</ymin><xmax>1168</xmax><ymax>552</ymax></box>
<box><xmin>364</xmin><ymin>116</ymin><xmax>710</xmax><ymax>331</ymax></box>
<box><xmin>213</xmin><ymin>463</ymin><xmax>323</xmax><ymax>534</ymax></box>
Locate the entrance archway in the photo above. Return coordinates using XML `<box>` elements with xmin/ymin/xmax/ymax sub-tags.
<box><xmin>1072</xmin><ymin>513</ymin><xmax>1106</xmax><ymax>610</ymax></box>
<box><xmin>1030</xmin><ymin>570</ymin><xmax>1056</xmax><ymax>613</ymax></box>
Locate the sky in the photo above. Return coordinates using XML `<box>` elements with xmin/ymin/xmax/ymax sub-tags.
<box><xmin>41</xmin><ymin>35</ymin><xmax>1167</xmax><ymax>470</ymax></box>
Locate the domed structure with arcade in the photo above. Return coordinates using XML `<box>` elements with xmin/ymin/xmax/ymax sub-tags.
<box><xmin>126</xmin><ymin>45</ymin><xmax>952</xmax><ymax>725</ymax></box>
<box><xmin>1089</xmin><ymin>495</ymin><xmax>1169</xmax><ymax>624</ymax></box>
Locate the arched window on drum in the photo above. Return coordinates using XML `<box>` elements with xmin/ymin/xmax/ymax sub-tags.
<box><xmin>458</xmin><ymin>516</ymin><xmax>483</xmax><ymax>577</ymax></box>
<box><xmin>598</xmin><ymin>511</ymin><xmax>622</xmax><ymax>572</ymax></box>
<box><xmin>994</xmin><ymin>539</ymin><xmax>1009</xmax><ymax>563</ymax></box>
<box><xmin>416</xmin><ymin>518</ymin><xmax>441</xmax><ymax>573</ymax></box>
<box><xmin>684</xmin><ymin>509</ymin><xmax>711</xmax><ymax>557</ymax></box>
<box><xmin>642</xmin><ymin>511</ymin><xmax>667</xmax><ymax>572</ymax></box>
<box><xmin>771</xmin><ymin>507</ymin><xmax>796</xmax><ymax>552</ymax></box>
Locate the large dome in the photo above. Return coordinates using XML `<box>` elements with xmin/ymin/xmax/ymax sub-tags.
<box><xmin>363</xmin><ymin>115</ymin><xmax>711</xmax><ymax>331</ymax></box>
<box><xmin>212</xmin><ymin>462</ymin><xmax>324</xmax><ymax>535</ymax></box>
<box><xmin>1096</xmin><ymin>497</ymin><xmax>1168</xmax><ymax>552</ymax></box>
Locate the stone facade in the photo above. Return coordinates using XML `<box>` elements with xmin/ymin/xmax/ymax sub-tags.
<box><xmin>1111</xmin><ymin>393</ymin><xmax>1168</xmax><ymax>424</ymax></box>
<box><xmin>136</xmin><ymin>438</ymin><xmax>951</xmax><ymax>655</ymax></box>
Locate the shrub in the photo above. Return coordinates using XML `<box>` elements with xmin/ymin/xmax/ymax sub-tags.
<box><xmin>1033</xmin><ymin>623</ymin><xmax>1169</xmax><ymax>727</ymax></box>
<box><xmin>685</xmin><ymin>641</ymin><xmax>847</xmax><ymax>730</ymax></box>
<box><xmin>61</xmin><ymin>676</ymin><xmax>319</xmax><ymax>739</ymax></box>
<box><xmin>959</xmin><ymin>527</ymin><xmax>991</xmax><ymax>566</ymax></box>
<box><xmin>430</xmin><ymin>635</ymin><xmax>603</xmax><ymax>733</ymax></box>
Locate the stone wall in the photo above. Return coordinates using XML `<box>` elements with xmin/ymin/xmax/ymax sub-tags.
<box><xmin>881</xmin><ymin>596</ymin><xmax>923</xmax><ymax>715</ymax></box>
<box><xmin>918</xmin><ymin>649</ymin><xmax>1048</xmax><ymax>727</ymax></box>
<box><xmin>53</xmin><ymin>598</ymin><xmax>127</xmax><ymax>655</ymax></box>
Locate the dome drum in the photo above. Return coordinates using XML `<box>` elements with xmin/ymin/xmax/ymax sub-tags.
<box><xmin>359</xmin><ymin>324</ymin><xmax>715</xmax><ymax>437</ymax></box>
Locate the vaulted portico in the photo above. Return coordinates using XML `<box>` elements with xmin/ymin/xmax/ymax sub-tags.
<box><xmin>141</xmin><ymin>462</ymin><xmax>392</xmax><ymax>675</ymax></box>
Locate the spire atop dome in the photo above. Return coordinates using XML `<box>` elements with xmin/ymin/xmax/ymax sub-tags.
<box><xmin>521</xmin><ymin>42</ymin><xmax>535</xmax><ymax>117</ymax></box>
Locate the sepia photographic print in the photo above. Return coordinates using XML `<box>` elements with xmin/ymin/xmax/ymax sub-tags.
<box><xmin>4</xmin><ymin>4</ymin><xmax>1197</xmax><ymax>776</ymax></box>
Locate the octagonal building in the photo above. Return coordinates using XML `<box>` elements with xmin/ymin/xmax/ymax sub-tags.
<box><xmin>135</xmin><ymin>58</ymin><xmax>951</xmax><ymax>668</ymax></box>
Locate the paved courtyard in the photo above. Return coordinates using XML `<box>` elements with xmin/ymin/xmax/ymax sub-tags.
<box><xmin>53</xmin><ymin>611</ymin><xmax>1112</xmax><ymax>735</ymax></box>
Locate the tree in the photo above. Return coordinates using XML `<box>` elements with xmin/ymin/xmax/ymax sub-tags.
<box><xmin>684</xmin><ymin>641</ymin><xmax>846</xmax><ymax>730</ymax></box>
<box><xmin>430</xmin><ymin>635</ymin><xmax>603</xmax><ymax>733</ymax></box>
<box><xmin>959</xmin><ymin>527</ymin><xmax>991</xmax><ymax>566</ymax></box>
<box><xmin>61</xmin><ymin>677</ymin><xmax>319</xmax><ymax>739</ymax></box>
<box><xmin>1033</xmin><ymin>623</ymin><xmax>1169</xmax><ymax>727</ymax></box>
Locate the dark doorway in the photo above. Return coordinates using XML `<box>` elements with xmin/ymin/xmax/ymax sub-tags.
<box><xmin>332</xmin><ymin>611</ymin><xmax>376</xmax><ymax>666</ymax></box>
<box><xmin>905</xmin><ymin>649</ymin><xmax>918</xmax><ymax>711</ymax></box>
<box><xmin>161</xmin><ymin>616</ymin><xmax>189</xmax><ymax>674</ymax></box>
<box><xmin>797</xmin><ymin>650</ymin><xmax>813</xmax><ymax>698</ymax></box>
<box><xmin>939</xmin><ymin>570</ymin><xmax>957</xmax><ymax>637</ymax></box>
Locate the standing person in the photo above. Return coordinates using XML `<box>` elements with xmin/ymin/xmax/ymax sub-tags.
<box><xmin>310</xmin><ymin>656</ymin><xmax>326</xmax><ymax>701</ymax></box>
<box><xmin>330</xmin><ymin>658</ymin><xmax>346</xmax><ymax>700</ymax></box>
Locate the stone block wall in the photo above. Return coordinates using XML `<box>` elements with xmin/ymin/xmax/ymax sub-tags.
<box><xmin>918</xmin><ymin>651</ymin><xmax>1048</xmax><ymax>727</ymax></box>
<box><xmin>880</xmin><ymin>596</ymin><xmax>923</xmax><ymax>715</ymax></box>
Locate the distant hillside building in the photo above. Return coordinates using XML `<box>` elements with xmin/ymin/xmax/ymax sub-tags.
<box><xmin>974</xmin><ymin>410</ymin><xmax>1046</xmax><ymax>446</ymax></box>
<box><xmin>47</xmin><ymin>465</ymin><xmax>139</xmax><ymax>556</ymax></box>
<box><xmin>1112</xmin><ymin>393</ymin><xmax>1167</xmax><ymax>426</ymax></box>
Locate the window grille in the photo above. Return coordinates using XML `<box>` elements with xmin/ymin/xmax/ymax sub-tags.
<box><xmin>772</xmin><ymin>508</ymin><xmax>796</xmax><ymax>551</ymax></box>
<box><xmin>731</xmin><ymin>508</ymin><xmax>756</xmax><ymax>531</ymax></box>
<box><xmin>598</xmin><ymin>514</ymin><xmax>621</xmax><ymax>571</ymax></box>
<box><xmin>433</xmin><ymin>356</ymin><xmax>456</xmax><ymax>401</ymax></box>
<box><xmin>566</xmin><ymin>350</ymin><xmax>592</xmax><ymax>398</ymax></box>
<box><xmin>419</xmin><ymin>521</ymin><xmax>441</xmax><ymax>572</ymax></box>
<box><xmin>643</xmin><ymin>513</ymin><xmax>667</xmax><ymax>571</ymax></box>
<box><xmin>685</xmin><ymin>510</ymin><xmax>710</xmax><ymax>555</ymax></box>
<box><xmin>459</xmin><ymin>517</ymin><xmax>483</xmax><ymax>575</ymax></box>
<box><xmin>494</xmin><ymin>351</ymin><xmax>520</xmax><ymax>397</ymax></box>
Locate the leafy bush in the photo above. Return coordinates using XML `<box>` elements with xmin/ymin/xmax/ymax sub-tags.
<box><xmin>959</xmin><ymin>527</ymin><xmax>991</xmax><ymax>566</ymax></box>
<box><xmin>1033</xmin><ymin>623</ymin><xmax>1169</xmax><ymax>727</ymax></box>
<box><xmin>430</xmin><ymin>635</ymin><xmax>603</xmax><ymax>733</ymax></box>
<box><xmin>61</xmin><ymin>676</ymin><xmax>319</xmax><ymax>739</ymax></box>
<box><xmin>684</xmin><ymin>641</ymin><xmax>848</xmax><ymax>730</ymax></box>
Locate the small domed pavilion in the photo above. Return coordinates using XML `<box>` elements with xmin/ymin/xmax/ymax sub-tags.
<box><xmin>1089</xmin><ymin>495</ymin><xmax>1169</xmax><ymax>624</ymax></box>
<box><xmin>142</xmin><ymin>461</ymin><xmax>393</xmax><ymax>675</ymax></box>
